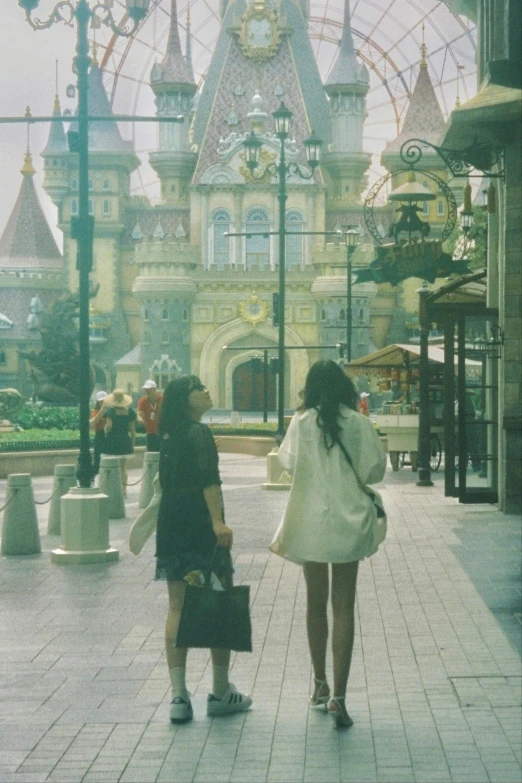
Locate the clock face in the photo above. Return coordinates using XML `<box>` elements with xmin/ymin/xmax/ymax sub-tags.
<box><xmin>247</xmin><ymin>18</ymin><xmax>272</xmax><ymax>48</ymax></box>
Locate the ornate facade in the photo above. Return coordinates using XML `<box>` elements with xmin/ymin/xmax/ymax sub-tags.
<box><xmin>0</xmin><ymin>0</ymin><xmax>459</xmax><ymax>410</ymax></box>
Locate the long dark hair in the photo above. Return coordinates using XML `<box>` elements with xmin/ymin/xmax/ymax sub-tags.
<box><xmin>158</xmin><ymin>375</ymin><xmax>201</xmax><ymax>439</ymax></box>
<box><xmin>302</xmin><ymin>360</ymin><xmax>359</xmax><ymax>451</ymax></box>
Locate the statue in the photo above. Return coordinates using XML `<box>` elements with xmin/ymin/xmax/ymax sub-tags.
<box><xmin>0</xmin><ymin>388</ymin><xmax>24</xmax><ymax>424</ymax></box>
<box><xmin>18</xmin><ymin>289</ymin><xmax>97</xmax><ymax>403</ymax></box>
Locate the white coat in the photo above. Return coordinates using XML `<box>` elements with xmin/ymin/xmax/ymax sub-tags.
<box><xmin>269</xmin><ymin>406</ymin><xmax>387</xmax><ymax>564</ymax></box>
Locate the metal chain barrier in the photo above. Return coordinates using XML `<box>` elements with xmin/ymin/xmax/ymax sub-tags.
<box><xmin>125</xmin><ymin>459</ymin><xmax>156</xmax><ymax>487</ymax></box>
<box><xmin>34</xmin><ymin>486</ymin><xmax>61</xmax><ymax>506</ymax></box>
<box><xmin>0</xmin><ymin>488</ymin><xmax>18</xmax><ymax>514</ymax></box>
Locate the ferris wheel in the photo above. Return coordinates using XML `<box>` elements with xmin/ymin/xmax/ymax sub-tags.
<box><xmin>95</xmin><ymin>0</ymin><xmax>477</xmax><ymax>202</ymax></box>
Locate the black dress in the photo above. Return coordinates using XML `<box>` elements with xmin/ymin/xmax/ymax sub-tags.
<box><xmin>155</xmin><ymin>420</ymin><xmax>232</xmax><ymax>583</ymax></box>
<box><xmin>102</xmin><ymin>406</ymin><xmax>136</xmax><ymax>456</ymax></box>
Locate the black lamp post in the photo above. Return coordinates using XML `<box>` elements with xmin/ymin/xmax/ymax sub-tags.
<box><xmin>244</xmin><ymin>101</ymin><xmax>322</xmax><ymax>437</ymax></box>
<box><xmin>18</xmin><ymin>0</ymin><xmax>150</xmax><ymax>487</ymax></box>
<box><xmin>344</xmin><ymin>229</ymin><xmax>359</xmax><ymax>363</ymax></box>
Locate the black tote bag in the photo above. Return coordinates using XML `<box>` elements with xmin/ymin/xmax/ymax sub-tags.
<box><xmin>176</xmin><ymin>579</ymin><xmax>252</xmax><ymax>652</ymax></box>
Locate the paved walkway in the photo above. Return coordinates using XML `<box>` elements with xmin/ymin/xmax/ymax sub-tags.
<box><xmin>0</xmin><ymin>456</ymin><xmax>521</xmax><ymax>783</ymax></box>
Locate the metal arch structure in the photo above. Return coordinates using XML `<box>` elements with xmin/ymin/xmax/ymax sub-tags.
<box><xmin>92</xmin><ymin>0</ymin><xmax>477</xmax><ymax>200</ymax></box>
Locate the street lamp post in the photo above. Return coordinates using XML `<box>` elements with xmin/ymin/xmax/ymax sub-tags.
<box><xmin>18</xmin><ymin>0</ymin><xmax>150</xmax><ymax>487</ymax></box>
<box><xmin>244</xmin><ymin>102</ymin><xmax>322</xmax><ymax>437</ymax></box>
<box><xmin>344</xmin><ymin>229</ymin><xmax>359</xmax><ymax>364</ymax></box>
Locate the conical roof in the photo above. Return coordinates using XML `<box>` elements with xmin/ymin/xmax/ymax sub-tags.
<box><xmin>325</xmin><ymin>0</ymin><xmax>369</xmax><ymax>93</ymax></box>
<box><xmin>69</xmin><ymin>62</ymin><xmax>134</xmax><ymax>153</ymax></box>
<box><xmin>41</xmin><ymin>95</ymin><xmax>67</xmax><ymax>156</ymax></box>
<box><xmin>151</xmin><ymin>0</ymin><xmax>196</xmax><ymax>90</ymax></box>
<box><xmin>0</xmin><ymin>153</ymin><xmax>62</xmax><ymax>270</ymax></box>
<box><xmin>383</xmin><ymin>50</ymin><xmax>446</xmax><ymax>154</ymax></box>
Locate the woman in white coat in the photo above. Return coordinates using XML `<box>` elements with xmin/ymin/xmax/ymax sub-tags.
<box><xmin>270</xmin><ymin>360</ymin><xmax>387</xmax><ymax>727</ymax></box>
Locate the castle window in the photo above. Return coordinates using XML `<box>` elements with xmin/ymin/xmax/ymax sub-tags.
<box><xmin>182</xmin><ymin>307</ymin><xmax>189</xmax><ymax>322</ymax></box>
<box><xmin>103</xmin><ymin>180</ymin><xmax>110</xmax><ymax>190</ymax></box>
<box><xmin>71</xmin><ymin>199</ymin><xmax>78</xmax><ymax>215</ymax></box>
<box><xmin>437</xmin><ymin>200</ymin><xmax>445</xmax><ymax>216</ymax></box>
<box><xmin>161</xmin><ymin>331</ymin><xmax>169</xmax><ymax>344</ymax></box>
<box><xmin>0</xmin><ymin>350</ymin><xmax>6</xmax><ymax>365</ymax></box>
<box><xmin>71</xmin><ymin>179</ymin><xmax>78</xmax><ymax>191</ymax></box>
<box><xmin>53</xmin><ymin>158</ymin><xmax>58</xmax><ymax>167</ymax></box>
<box><xmin>149</xmin><ymin>355</ymin><xmax>182</xmax><ymax>391</ymax></box>
<box><xmin>285</xmin><ymin>210</ymin><xmax>304</xmax><ymax>270</ymax></box>
<box><xmin>422</xmin><ymin>202</ymin><xmax>428</xmax><ymax>215</ymax></box>
<box><xmin>321</xmin><ymin>309</ymin><xmax>326</xmax><ymax>321</ymax></box>
<box><xmin>171</xmin><ymin>185</ymin><xmax>176</xmax><ymax>192</ymax></box>
<box><xmin>143</xmin><ymin>308</ymin><xmax>149</xmax><ymax>321</ymax></box>
<box><xmin>103</xmin><ymin>199</ymin><xmax>110</xmax><ymax>216</ymax></box>
<box><xmin>345</xmin><ymin>185</ymin><xmax>350</xmax><ymax>192</ymax></box>
<box><xmin>143</xmin><ymin>330</ymin><xmax>150</xmax><ymax>346</ymax></box>
<box><xmin>340</xmin><ymin>308</ymin><xmax>346</xmax><ymax>322</ymax></box>
<box><xmin>161</xmin><ymin>308</ymin><xmax>169</xmax><ymax>321</ymax></box>
<box><xmin>246</xmin><ymin>207</ymin><xmax>270</xmax><ymax>270</ymax></box>
<box><xmin>88</xmin><ymin>199</ymin><xmax>94</xmax><ymax>215</ymax></box>
<box><xmin>88</xmin><ymin>179</ymin><xmax>93</xmax><ymax>190</ymax></box>
<box><xmin>211</xmin><ymin>208</ymin><xmax>231</xmax><ymax>270</ymax></box>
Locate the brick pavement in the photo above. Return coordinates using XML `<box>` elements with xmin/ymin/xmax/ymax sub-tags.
<box><xmin>0</xmin><ymin>455</ymin><xmax>521</xmax><ymax>783</ymax></box>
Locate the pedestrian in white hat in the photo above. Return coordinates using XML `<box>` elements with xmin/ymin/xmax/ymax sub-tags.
<box><xmin>137</xmin><ymin>379</ymin><xmax>163</xmax><ymax>452</ymax></box>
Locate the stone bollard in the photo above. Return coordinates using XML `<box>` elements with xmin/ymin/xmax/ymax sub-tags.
<box><xmin>261</xmin><ymin>447</ymin><xmax>292</xmax><ymax>491</ymax></box>
<box><xmin>139</xmin><ymin>451</ymin><xmax>160</xmax><ymax>509</ymax></box>
<box><xmin>52</xmin><ymin>486</ymin><xmax>118</xmax><ymax>565</ymax></box>
<box><xmin>1</xmin><ymin>473</ymin><xmax>41</xmax><ymax>556</ymax></box>
<box><xmin>48</xmin><ymin>465</ymin><xmax>77</xmax><ymax>535</ymax></box>
<box><xmin>98</xmin><ymin>455</ymin><xmax>125</xmax><ymax>519</ymax></box>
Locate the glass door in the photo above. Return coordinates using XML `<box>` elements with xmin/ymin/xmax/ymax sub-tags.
<box><xmin>442</xmin><ymin>310</ymin><xmax>499</xmax><ymax>503</ymax></box>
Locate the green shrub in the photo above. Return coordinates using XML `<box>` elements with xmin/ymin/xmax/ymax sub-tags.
<box><xmin>13</xmin><ymin>406</ymin><xmax>81</xmax><ymax>431</ymax></box>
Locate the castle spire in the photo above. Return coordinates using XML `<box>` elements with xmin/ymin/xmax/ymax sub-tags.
<box><xmin>41</xmin><ymin>92</ymin><xmax>67</xmax><ymax>156</ymax></box>
<box><xmin>0</xmin><ymin>153</ymin><xmax>62</xmax><ymax>270</ymax></box>
<box><xmin>150</xmin><ymin>0</ymin><xmax>196</xmax><ymax>89</ymax></box>
<box><xmin>185</xmin><ymin>2</ymin><xmax>194</xmax><ymax>82</ymax></box>
<box><xmin>325</xmin><ymin>0</ymin><xmax>369</xmax><ymax>92</ymax></box>
<box><xmin>382</xmin><ymin>41</ymin><xmax>446</xmax><ymax>157</ymax></box>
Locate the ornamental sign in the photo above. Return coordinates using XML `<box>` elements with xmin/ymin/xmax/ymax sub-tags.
<box><xmin>235</xmin><ymin>1</ymin><xmax>282</xmax><ymax>62</ymax></box>
<box><xmin>355</xmin><ymin>239</ymin><xmax>472</xmax><ymax>286</ymax></box>
<box><xmin>239</xmin><ymin>293</ymin><xmax>269</xmax><ymax>326</ymax></box>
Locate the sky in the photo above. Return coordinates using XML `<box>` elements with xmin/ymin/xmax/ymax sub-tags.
<box><xmin>0</xmin><ymin>1</ymin><xmax>477</xmax><ymax>248</ymax></box>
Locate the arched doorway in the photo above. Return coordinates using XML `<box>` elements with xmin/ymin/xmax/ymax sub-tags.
<box><xmin>233</xmin><ymin>358</ymin><xmax>276</xmax><ymax>412</ymax></box>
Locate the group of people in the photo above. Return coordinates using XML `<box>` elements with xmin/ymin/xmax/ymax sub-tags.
<box><xmin>90</xmin><ymin>379</ymin><xmax>163</xmax><ymax>494</ymax></box>
<box><xmin>130</xmin><ymin>360</ymin><xmax>387</xmax><ymax>727</ymax></box>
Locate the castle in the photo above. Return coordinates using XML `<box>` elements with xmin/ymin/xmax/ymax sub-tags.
<box><xmin>0</xmin><ymin>0</ymin><xmax>455</xmax><ymax>411</ymax></box>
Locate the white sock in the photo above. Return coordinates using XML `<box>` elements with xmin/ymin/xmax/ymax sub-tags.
<box><xmin>169</xmin><ymin>667</ymin><xmax>187</xmax><ymax>699</ymax></box>
<box><xmin>212</xmin><ymin>665</ymin><xmax>230</xmax><ymax>699</ymax></box>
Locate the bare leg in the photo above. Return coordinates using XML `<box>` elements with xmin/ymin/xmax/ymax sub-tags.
<box><xmin>303</xmin><ymin>562</ymin><xmax>330</xmax><ymax>700</ymax></box>
<box><xmin>331</xmin><ymin>561</ymin><xmax>359</xmax><ymax>698</ymax></box>
<box><xmin>166</xmin><ymin>581</ymin><xmax>188</xmax><ymax>670</ymax></box>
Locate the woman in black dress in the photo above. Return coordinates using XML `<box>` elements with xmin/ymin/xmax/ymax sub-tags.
<box><xmin>157</xmin><ymin>375</ymin><xmax>252</xmax><ymax>724</ymax></box>
<box><xmin>101</xmin><ymin>389</ymin><xmax>136</xmax><ymax>496</ymax></box>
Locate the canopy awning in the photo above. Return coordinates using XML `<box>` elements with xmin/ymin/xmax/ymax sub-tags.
<box><xmin>346</xmin><ymin>343</ymin><xmax>481</xmax><ymax>374</ymax></box>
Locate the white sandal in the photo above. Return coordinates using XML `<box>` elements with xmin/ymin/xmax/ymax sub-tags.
<box><xmin>309</xmin><ymin>677</ymin><xmax>330</xmax><ymax>709</ymax></box>
<box><xmin>328</xmin><ymin>697</ymin><xmax>353</xmax><ymax>728</ymax></box>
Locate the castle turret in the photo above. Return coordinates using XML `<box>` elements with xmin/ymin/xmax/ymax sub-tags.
<box><xmin>149</xmin><ymin>0</ymin><xmax>197</xmax><ymax>205</ymax></box>
<box><xmin>322</xmin><ymin>0</ymin><xmax>371</xmax><ymax>203</ymax></box>
<box><xmin>41</xmin><ymin>95</ymin><xmax>69</xmax><ymax>206</ymax></box>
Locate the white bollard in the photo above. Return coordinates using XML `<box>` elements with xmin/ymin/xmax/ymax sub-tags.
<box><xmin>48</xmin><ymin>465</ymin><xmax>77</xmax><ymax>535</ymax></box>
<box><xmin>52</xmin><ymin>486</ymin><xmax>118</xmax><ymax>565</ymax></box>
<box><xmin>139</xmin><ymin>451</ymin><xmax>160</xmax><ymax>509</ymax></box>
<box><xmin>261</xmin><ymin>447</ymin><xmax>292</xmax><ymax>491</ymax></box>
<box><xmin>98</xmin><ymin>455</ymin><xmax>125</xmax><ymax>519</ymax></box>
<box><xmin>1</xmin><ymin>473</ymin><xmax>41</xmax><ymax>556</ymax></box>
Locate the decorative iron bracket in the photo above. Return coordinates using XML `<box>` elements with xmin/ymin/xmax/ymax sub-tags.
<box><xmin>400</xmin><ymin>138</ymin><xmax>505</xmax><ymax>180</ymax></box>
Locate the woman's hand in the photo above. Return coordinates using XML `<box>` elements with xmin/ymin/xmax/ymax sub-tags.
<box><xmin>213</xmin><ymin>521</ymin><xmax>233</xmax><ymax>548</ymax></box>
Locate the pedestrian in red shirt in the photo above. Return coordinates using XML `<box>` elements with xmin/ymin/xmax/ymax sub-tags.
<box><xmin>137</xmin><ymin>380</ymin><xmax>163</xmax><ymax>451</ymax></box>
<box><xmin>359</xmin><ymin>392</ymin><xmax>370</xmax><ymax>417</ymax></box>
